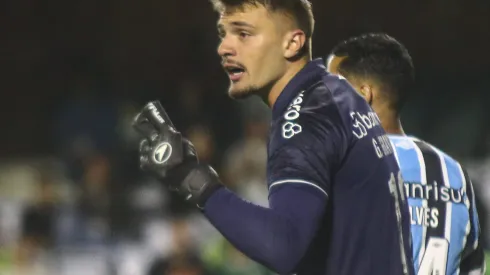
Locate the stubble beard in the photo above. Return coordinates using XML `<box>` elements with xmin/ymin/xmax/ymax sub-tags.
<box><xmin>228</xmin><ymin>84</ymin><xmax>261</xmax><ymax>100</ymax></box>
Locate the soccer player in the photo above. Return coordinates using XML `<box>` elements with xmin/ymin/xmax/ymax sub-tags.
<box><xmin>132</xmin><ymin>2</ymin><xmax>414</xmax><ymax>274</ymax></box>
<box><xmin>326</xmin><ymin>33</ymin><xmax>486</xmax><ymax>275</ymax></box>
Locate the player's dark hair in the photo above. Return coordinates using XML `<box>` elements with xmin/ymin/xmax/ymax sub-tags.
<box><xmin>331</xmin><ymin>33</ymin><xmax>414</xmax><ymax>115</ymax></box>
<box><xmin>210</xmin><ymin>0</ymin><xmax>314</xmax><ymax>57</ymax></box>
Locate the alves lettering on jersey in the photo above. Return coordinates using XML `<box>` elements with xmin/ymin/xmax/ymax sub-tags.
<box><xmin>405</xmin><ymin>182</ymin><xmax>466</xmax><ymax>228</ymax></box>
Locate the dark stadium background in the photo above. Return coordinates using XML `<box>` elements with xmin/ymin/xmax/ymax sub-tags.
<box><xmin>0</xmin><ymin>0</ymin><xmax>489</xmax><ymax>274</ymax></box>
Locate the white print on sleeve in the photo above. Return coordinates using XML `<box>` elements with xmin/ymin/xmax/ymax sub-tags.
<box><xmin>282</xmin><ymin>91</ymin><xmax>305</xmax><ymax>139</ymax></box>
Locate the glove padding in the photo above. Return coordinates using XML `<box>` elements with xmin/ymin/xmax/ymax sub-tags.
<box><xmin>132</xmin><ymin>101</ymin><xmax>222</xmax><ymax>207</ymax></box>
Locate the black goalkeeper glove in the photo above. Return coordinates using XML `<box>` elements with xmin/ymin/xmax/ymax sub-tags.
<box><xmin>132</xmin><ymin>101</ymin><xmax>222</xmax><ymax>207</ymax></box>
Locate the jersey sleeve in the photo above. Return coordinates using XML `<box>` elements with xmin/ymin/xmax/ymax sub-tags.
<box><xmin>268</xmin><ymin>88</ymin><xmax>350</xmax><ymax>198</ymax></box>
<box><xmin>460</xmin><ymin>169</ymin><xmax>486</xmax><ymax>274</ymax></box>
<box><xmin>460</xmin><ymin>242</ymin><xmax>486</xmax><ymax>275</ymax></box>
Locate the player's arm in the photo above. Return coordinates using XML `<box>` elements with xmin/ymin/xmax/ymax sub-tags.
<box><xmin>204</xmin><ymin>180</ymin><xmax>326</xmax><ymax>274</ymax></box>
<box><xmin>133</xmin><ymin>99</ymin><xmax>347</xmax><ymax>274</ymax></box>
<box><xmin>460</xmin><ymin>170</ymin><xmax>486</xmax><ymax>275</ymax></box>
<box><xmin>203</xmin><ymin>99</ymin><xmax>348</xmax><ymax>274</ymax></box>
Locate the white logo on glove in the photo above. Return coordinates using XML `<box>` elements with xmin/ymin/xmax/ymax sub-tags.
<box><xmin>148</xmin><ymin>103</ymin><xmax>165</xmax><ymax>124</ymax></box>
<box><xmin>153</xmin><ymin>142</ymin><xmax>172</xmax><ymax>164</ymax></box>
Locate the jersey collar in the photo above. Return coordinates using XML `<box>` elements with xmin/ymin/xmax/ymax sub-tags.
<box><xmin>272</xmin><ymin>58</ymin><xmax>326</xmax><ymax>119</ymax></box>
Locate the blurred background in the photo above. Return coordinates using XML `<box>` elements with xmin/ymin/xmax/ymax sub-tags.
<box><xmin>0</xmin><ymin>0</ymin><xmax>489</xmax><ymax>274</ymax></box>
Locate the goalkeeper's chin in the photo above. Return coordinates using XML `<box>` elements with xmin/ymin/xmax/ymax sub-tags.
<box><xmin>228</xmin><ymin>82</ymin><xmax>260</xmax><ymax>100</ymax></box>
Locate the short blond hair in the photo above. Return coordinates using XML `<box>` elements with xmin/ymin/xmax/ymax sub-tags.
<box><xmin>211</xmin><ymin>0</ymin><xmax>314</xmax><ymax>56</ymax></box>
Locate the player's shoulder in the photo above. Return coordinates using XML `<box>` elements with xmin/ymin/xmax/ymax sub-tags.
<box><xmin>397</xmin><ymin>135</ymin><xmax>474</xmax><ymax>183</ymax></box>
<box><xmin>270</xmin><ymin>74</ymin><xmax>347</xmax><ymax>141</ymax></box>
<box><xmin>266</xmin><ymin>75</ymin><xmax>347</xmax><ymax>156</ymax></box>
<box><xmin>408</xmin><ymin>136</ymin><xmax>462</xmax><ymax>165</ymax></box>
<box><xmin>321</xmin><ymin>73</ymin><xmax>375</xmax><ymax>115</ymax></box>
<box><xmin>320</xmin><ymin>73</ymin><xmax>387</xmax><ymax>139</ymax></box>
<box><xmin>391</xmin><ymin>135</ymin><xmax>462</xmax><ymax>164</ymax></box>
<box><xmin>270</xmin><ymin>59</ymin><xmax>371</xmax><ymax>128</ymax></box>
<box><xmin>269</xmin><ymin>59</ymin><xmax>384</xmax><ymax>152</ymax></box>
<box><xmin>273</xmin><ymin>72</ymin><xmax>371</xmax><ymax>131</ymax></box>
<box><xmin>300</xmin><ymin>72</ymin><xmax>373</xmax><ymax>114</ymax></box>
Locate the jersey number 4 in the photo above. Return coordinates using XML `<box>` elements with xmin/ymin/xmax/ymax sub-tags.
<box><xmin>418</xmin><ymin>237</ymin><xmax>449</xmax><ymax>275</ymax></box>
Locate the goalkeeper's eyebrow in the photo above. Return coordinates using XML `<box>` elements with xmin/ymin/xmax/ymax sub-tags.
<box><xmin>217</xmin><ymin>21</ymin><xmax>256</xmax><ymax>36</ymax></box>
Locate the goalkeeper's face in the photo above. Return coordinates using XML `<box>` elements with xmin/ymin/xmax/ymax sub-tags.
<box><xmin>217</xmin><ymin>4</ymin><xmax>290</xmax><ymax>99</ymax></box>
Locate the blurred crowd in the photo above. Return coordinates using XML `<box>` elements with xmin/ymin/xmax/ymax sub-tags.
<box><xmin>1</xmin><ymin>69</ymin><xmax>490</xmax><ymax>275</ymax></box>
<box><xmin>0</xmin><ymin>73</ymin><xmax>278</xmax><ymax>275</ymax></box>
<box><xmin>1</xmin><ymin>73</ymin><xmax>489</xmax><ymax>275</ymax></box>
<box><xmin>1</xmin><ymin>0</ymin><xmax>490</xmax><ymax>273</ymax></box>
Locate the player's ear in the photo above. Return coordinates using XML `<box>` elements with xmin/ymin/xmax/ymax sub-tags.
<box><xmin>359</xmin><ymin>85</ymin><xmax>374</xmax><ymax>105</ymax></box>
<box><xmin>283</xmin><ymin>30</ymin><xmax>306</xmax><ymax>59</ymax></box>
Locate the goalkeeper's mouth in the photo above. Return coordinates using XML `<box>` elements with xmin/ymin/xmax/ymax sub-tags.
<box><xmin>224</xmin><ymin>64</ymin><xmax>246</xmax><ymax>82</ymax></box>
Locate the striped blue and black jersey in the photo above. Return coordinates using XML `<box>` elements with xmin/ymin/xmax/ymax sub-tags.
<box><xmin>389</xmin><ymin>135</ymin><xmax>486</xmax><ymax>275</ymax></box>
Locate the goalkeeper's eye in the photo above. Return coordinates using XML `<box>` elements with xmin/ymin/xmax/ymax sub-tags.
<box><xmin>239</xmin><ymin>31</ymin><xmax>250</xmax><ymax>39</ymax></box>
<box><xmin>218</xmin><ymin>30</ymin><xmax>225</xmax><ymax>39</ymax></box>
